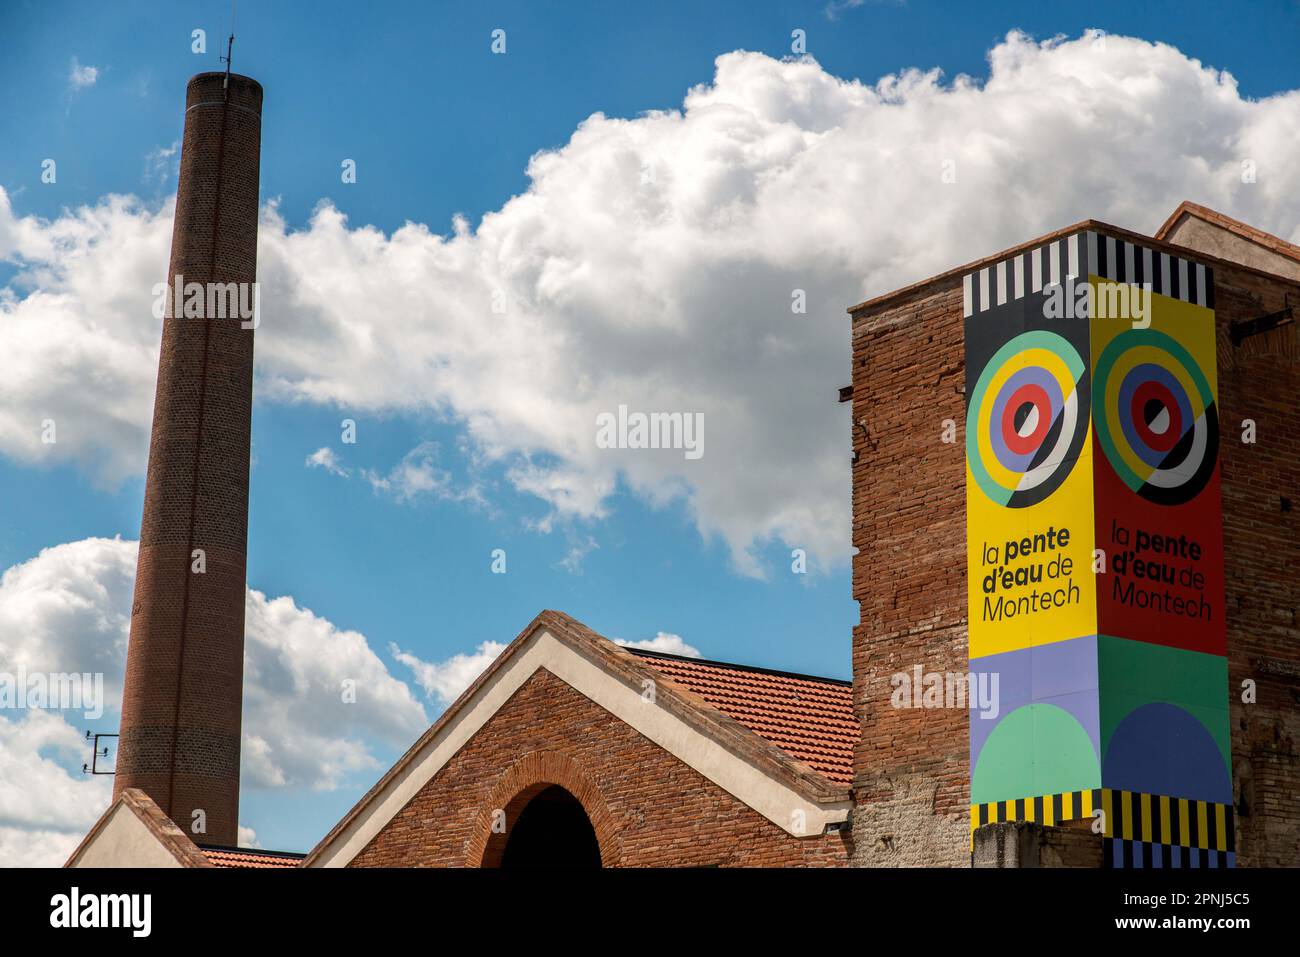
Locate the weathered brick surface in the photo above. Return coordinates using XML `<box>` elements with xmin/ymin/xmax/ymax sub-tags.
<box><xmin>114</xmin><ymin>72</ymin><xmax>262</xmax><ymax>847</ymax></box>
<box><xmin>1215</xmin><ymin>270</ymin><xmax>1300</xmax><ymax>867</ymax></box>
<box><xmin>848</xmin><ymin>231</ymin><xmax>1300</xmax><ymax>868</ymax></box>
<box><xmin>350</xmin><ymin>669</ymin><xmax>851</xmax><ymax>867</ymax></box>
<box><xmin>849</xmin><ymin>281</ymin><xmax>971</xmax><ymax>867</ymax></box>
<box><xmin>972</xmin><ymin>821</ymin><xmax>1103</xmax><ymax>868</ymax></box>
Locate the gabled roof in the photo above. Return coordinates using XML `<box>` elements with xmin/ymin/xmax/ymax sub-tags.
<box><xmin>628</xmin><ymin>650</ymin><xmax>854</xmax><ymax>784</ymax></box>
<box><xmin>305</xmin><ymin>610</ymin><xmax>852</xmax><ymax>866</ymax></box>
<box><xmin>66</xmin><ymin>788</ymin><xmax>214</xmax><ymax>868</ymax></box>
<box><xmin>65</xmin><ymin>788</ymin><xmax>305</xmax><ymax>868</ymax></box>
<box><xmin>1155</xmin><ymin>200</ymin><xmax>1300</xmax><ymax>264</ymax></box>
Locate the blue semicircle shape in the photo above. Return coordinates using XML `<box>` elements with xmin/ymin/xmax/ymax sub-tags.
<box><xmin>1104</xmin><ymin>702</ymin><xmax>1231</xmax><ymax>803</ymax></box>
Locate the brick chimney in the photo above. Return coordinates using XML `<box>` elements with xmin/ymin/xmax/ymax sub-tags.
<box><xmin>114</xmin><ymin>72</ymin><xmax>263</xmax><ymax>846</ymax></box>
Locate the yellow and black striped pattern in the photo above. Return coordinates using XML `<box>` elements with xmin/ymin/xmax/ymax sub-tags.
<box><xmin>970</xmin><ymin>789</ymin><xmax>1098</xmax><ymax>847</ymax></box>
<box><xmin>1099</xmin><ymin>788</ymin><xmax>1234</xmax><ymax>853</ymax></box>
<box><xmin>970</xmin><ymin>788</ymin><xmax>1234</xmax><ymax>853</ymax></box>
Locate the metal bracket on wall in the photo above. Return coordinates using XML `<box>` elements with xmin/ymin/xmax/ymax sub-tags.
<box><xmin>82</xmin><ymin>731</ymin><xmax>118</xmax><ymax>775</ymax></box>
<box><xmin>1230</xmin><ymin>294</ymin><xmax>1294</xmax><ymax>346</ymax></box>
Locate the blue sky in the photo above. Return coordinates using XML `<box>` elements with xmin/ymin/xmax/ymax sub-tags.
<box><xmin>7</xmin><ymin>0</ymin><xmax>1300</xmax><ymax>232</ymax></box>
<box><xmin>3</xmin><ymin>0</ymin><xmax>1299</xmax><ymax>858</ymax></box>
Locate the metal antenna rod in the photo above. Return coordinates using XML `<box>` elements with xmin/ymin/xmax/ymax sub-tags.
<box><xmin>220</xmin><ymin>0</ymin><xmax>237</xmax><ymax>88</ymax></box>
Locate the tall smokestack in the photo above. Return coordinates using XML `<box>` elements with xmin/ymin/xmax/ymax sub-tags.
<box><xmin>115</xmin><ymin>72</ymin><xmax>263</xmax><ymax>846</ymax></box>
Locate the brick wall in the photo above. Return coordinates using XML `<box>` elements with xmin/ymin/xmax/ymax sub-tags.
<box><xmin>1214</xmin><ymin>268</ymin><xmax>1300</xmax><ymax>867</ymax></box>
<box><xmin>350</xmin><ymin>668</ymin><xmax>851</xmax><ymax>867</ymax></box>
<box><xmin>847</xmin><ymin>232</ymin><xmax>1300</xmax><ymax>868</ymax></box>
<box><xmin>848</xmin><ymin>281</ymin><xmax>971</xmax><ymax>867</ymax></box>
<box><xmin>114</xmin><ymin>73</ymin><xmax>263</xmax><ymax>847</ymax></box>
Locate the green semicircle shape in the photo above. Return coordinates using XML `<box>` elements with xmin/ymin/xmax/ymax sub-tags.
<box><xmin>972</xmin><ymin>703</ymin><xmax>1100</xmax><ymax>805</ymax></box>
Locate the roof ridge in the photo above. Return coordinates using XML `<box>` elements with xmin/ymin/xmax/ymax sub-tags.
<box><xmin>629</xmin><ymin>648</ymin><xmax>851</xmax><ymax>686</ymax></box>
<box><xmin>1155</xmin><ymin>200</ymin><xmax>1300</xmax><ymax>262</ymax></box>
<box><xmin>65</xmin><ymin>788</ymin><xmax>215</xmax><ymax>868</ymax></box>
<box><xmin>198</xmin><ymin>844</ymin><xmax>306</xmax><ymax>858</ymax></box>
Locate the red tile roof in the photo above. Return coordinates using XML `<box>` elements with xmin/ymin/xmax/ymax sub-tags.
<box><xmin>630</xmin><ymin>650</ymin><xmax>855</xmax><ymax>785</ymax></box>
<box><xmin>201</xmin><ymin>846</ymin><xmax>304</xmax><ymax>868</ymax></box>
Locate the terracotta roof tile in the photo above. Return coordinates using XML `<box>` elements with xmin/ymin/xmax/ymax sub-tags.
<box><xmin>201</xmin><ymin>847</ymin><xmax>304</xmax><ymax>868</ymax></box>
<box><xmin>630</xmin><ymin>651</ymin><xmax>855</xmax><ymax>785</ymax></box>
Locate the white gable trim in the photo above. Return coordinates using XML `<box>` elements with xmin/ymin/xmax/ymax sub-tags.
<box><xmin>67</xmin><ymin>802</ymin><xmax>187</xmax><ymax>869</ymax></box>
<box><xmin>311</xmin><ymin>627</ymin><xmax>850</xmax><ymax>866</ymax></box>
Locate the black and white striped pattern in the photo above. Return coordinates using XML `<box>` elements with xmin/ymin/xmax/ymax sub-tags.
<box><xmin>962</xmin><ymin>233</ymin><xmax>1084</xmax><ymax>319</ymax></box>
<box><xmin>1086</xmin><ymin>231</ymin><xmax>1214</xmax><ymax>309</ymax></box>
<box><xmin>961</xmin><ymin>229</ymin><xmax>1215</xmax><ymax>318</ymax></box>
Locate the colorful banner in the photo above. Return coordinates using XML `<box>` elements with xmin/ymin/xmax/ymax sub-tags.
<box><xmin>964</xmin><ymin>235</ymin><xmax>1096</xmax><ymax>662</ymax></box>
<box><xmin>964</xmin><ymin>232</ymin><xmax>1231</xmax><ymax>864</ymax></box>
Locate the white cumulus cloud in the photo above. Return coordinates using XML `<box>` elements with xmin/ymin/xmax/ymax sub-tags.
<box><xmin>614</xmin><ymin>632</ymin><xmax>702</xmax><ymax>657</ymax></box>
<box><xmin>241</xmin><ymin>588</ymin><xmax>429</xmax><ymax>790</ymax></box>
<box><xmin>390</xmin><ymin>641</ymin><xmax>507</xmax><ymax>707</ymax></box>
<box><xmin>6</xmin><ymin>33</ymin><xmax>1300</xmax><ymax>572</ymax></box>
<box><xmin>0</xmin><ymin>537</ymin><xmax>428</xmax><ymax>865</ymax></box>
<box><xmin>0</xmin><ymin>190</ymin><xmax>171</xmax><ymax>483</ymax></box>
<box><xmin>0</xmin><ymin>710</ymin><xmax>114</xmax><ymax>867</ymax></box>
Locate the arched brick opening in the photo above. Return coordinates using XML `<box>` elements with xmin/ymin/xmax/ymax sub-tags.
<box><xmin>466</xmin><ymin>751</ymin><xmax>621</xmax><ymax>867</ymax></box>
<box><xmin>497</xmin><ymin>785</ymin><xmax>601</xmax><ymax>867</ymax></box>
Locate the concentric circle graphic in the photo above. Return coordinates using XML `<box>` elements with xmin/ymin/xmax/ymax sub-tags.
<box><xmin>1093</xmin><ymin>328</ymin><xmax>1218</xmax><ymax>505</ymax></box>
<box><xmin>966</xmin><ymin>331</ymin><xmax>1088</xmax><ymax>508</ymax></box>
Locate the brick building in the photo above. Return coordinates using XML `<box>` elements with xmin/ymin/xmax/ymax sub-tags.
<box><xmin>306</xmin><ymin>611</ymin><xmax>854</xmax><ymax>867</ymax></box>
<box><xmin>848</xmin><ymin>201</ymin><xmax>1299</xmax><ymax>868</ymax></box>
<box><xmin>65</xmin><ymin>68</ymin><xmax>1299</xmax><ymax>874</ymax></box>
